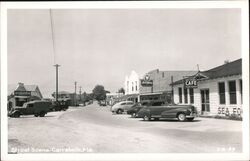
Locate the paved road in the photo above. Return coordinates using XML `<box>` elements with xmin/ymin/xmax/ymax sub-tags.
<box><xmin>8</xmin><ymin>102</ymin><xmax>242</xmax><ymax>153</ymax></box>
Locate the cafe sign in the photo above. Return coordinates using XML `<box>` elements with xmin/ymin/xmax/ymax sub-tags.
<box><xmin>184</xmin><ymin>78</ymin><xmax>197</xmax><ymax>88</ymax></box>
<box><xmin>14</xmin><ymin>91</ymin><xmax>31</xmax><ymax>96</ymax></box>
<box><xmin>141</xmin><ymin>75</ymin><xmax>153</xmax><ymax>87</ymax></box>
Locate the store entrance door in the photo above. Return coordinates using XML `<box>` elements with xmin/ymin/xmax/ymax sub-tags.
<box><xmin>201</xmin><ymin>89</ymin><xmax>210</xmax><ymax>114</ymax></box>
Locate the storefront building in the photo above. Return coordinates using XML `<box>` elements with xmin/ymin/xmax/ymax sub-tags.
<box><xmin>52</xmin><ymin>91</ymin><xmax>78</xmax><ymax>106</ymax></box>
<box><xmin>139</xmin><ymin>69</ymin><xmax>197</xmax><ymax>103</ymax></box>
<box><xmin>123</xmin><ymin>70</ymin><xmax>196</xmax><ymax>103</ymax></box>
<box><xmin>106</xmin><ymin>93</ymin><xmax>124</xmax><ymax>105</ymax></box>
<box><xmin>8</xmin><ymin>82</ymin><xmax>43</xmax><ymax>110</ymax></box>
<box><xmin>171</xmin><ymin>59</ymin><xmax>242</xmax><ymax>117</ymax></box>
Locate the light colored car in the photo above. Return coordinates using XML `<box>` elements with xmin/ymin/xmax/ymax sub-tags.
<box><xmin>111</xmin><ymin>101</ymin><xmax>135</xmax><ymax>114</ymax></box>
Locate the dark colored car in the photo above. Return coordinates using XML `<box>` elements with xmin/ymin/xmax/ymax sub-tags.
<box><xmin>137</xmin><ymin>104</ymin><xmax>197</xmax><ymax>121</ymax></box>
<box><xmin>8</xmin><ymin>100</ymin><xmax>52</xmax><ymax>118</ymax></box>
<box><xmin>51</xmin><ymin>98</ymin><xmax>70</xmax><ymax>111</ymax></box>
<box><xmin>127</xmin><ymin>100</ymin><xmax>165</xmax><ymax>118</ymax></box>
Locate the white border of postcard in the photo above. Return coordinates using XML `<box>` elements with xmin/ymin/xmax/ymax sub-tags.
<box><xmin>1</xmin><ymin>1</ymin><xmax>249</xmax><ymax>161</ymax></box>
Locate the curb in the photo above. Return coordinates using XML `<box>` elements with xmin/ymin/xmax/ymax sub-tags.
<box><xmin>199</xmin><ymin>115</ymin><xmax>242</xmax><ymax>121</ymax></box>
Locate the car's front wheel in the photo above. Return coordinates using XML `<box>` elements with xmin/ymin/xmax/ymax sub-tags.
<box><xmin>143</xmin><ymin>115</ymin><xmax>151</xmax><ymax>121</ymax></box>
<box><xmin>13</xmin><ymin>111</ymin><xmax>20</xmax><ymax>118</ymax></box>
<box><xmin>116</xmin><ymin>109</ymin><xmax>123</xmax><ymax>114</ymax></box>
<box><xmin>177</xmin><ymin>113</ymin><xmax>186</xmax><ymax>121</ymax></box>
<box><xmin>131</xmin><ymin>113</ymin><xmax>136</xmax><ymax>118</ymax></box>
<box><xmin>39</xmin><ymin>111</ymin><xmax>46</xmax><ymax>117</ymax></box>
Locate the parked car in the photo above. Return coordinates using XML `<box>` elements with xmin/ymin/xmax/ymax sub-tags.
<box><xmin>127</xmin><ymin>100</ymin><xmax>165</xmax><ymax>118</ymax></box>
<box><xmin>51</xmin><ymin>99</ymin><xmax>70</xmax><ymax>111</ymax></box>
<box><xmin>111</xmin><ymin>101</ymin><xmax>135</xmax><ymax>114</ymax></box>
<box><xmin>137</xmin><ymin>104</ymin><xmax>197</xmax><ymax>121</ymax></box>
<box><xmin>98</xmin><ymin>100</ymin><xmax>107</xmax><ymax>106</ymax></box>
<box><xmin>8</xmin><ymin>100</ymin><xmax>52</xmax><ymax>118</ymax></box>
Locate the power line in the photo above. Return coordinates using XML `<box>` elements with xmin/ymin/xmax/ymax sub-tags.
<box><xmin>50</xmin><ymin>9</ymin><xmax>60</xmax><ymax>102</ymax></box>
<box><xmin>49</xmin><ymin>9</ymin><xmax>56</xmax><ymax>65</ymax></box>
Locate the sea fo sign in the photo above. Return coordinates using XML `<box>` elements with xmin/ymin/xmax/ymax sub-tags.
<box><xmin>184</xmin><ymin>79</ymin><xmax>197</xmax><ymax>88</ymax></box>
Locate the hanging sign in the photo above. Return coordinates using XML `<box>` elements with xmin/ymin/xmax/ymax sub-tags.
<box><xmin>184</xmin><ymin>78</ymin><xmax>197</xmax><ymax>88</ymax></box>
<box><xmin>14</xmin><ymin>91</ymin><xmax>31</xmax><ymax>96</ymax></box>
<box><xmin>141</xmin><ymin>75</ymin><xmax>153</xmax><ymax>86</ymax></box>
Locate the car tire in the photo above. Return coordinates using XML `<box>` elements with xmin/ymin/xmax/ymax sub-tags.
<box><xmin>131</xmin><ymin>113</ymin><xmax>136</xmax><ymax>118</ymax></box>
<box><xmin>177</xmin><ymin>113</ymin><xmax>186</xmax><ymax>121</ymax></box>
<box><xmin>34</xmin><ymin>114</ymin><xmax>39</xmax><ymax>117</ymax></box>
<box><xmin>13</xmin><ymin>111</ymin><xmax>20</xmax><ymax>118</ymax></box>
<box><xmin>187</xmin><ymin>118</ymin><xmax>194</xmax><ymax>121</ymax></box>
<box><xmin>39</xmin><ymin>111</ymin><xmax>46</xmax><ymax>117</ymax></box>
<box><xmin>143</xmin><ymin>115</ymin><xmax>151</xmax><ymax>121</ymax></box>
<box><xmin>117</xmin><ymin>109</ymin><xmax>123</xmax><ymax>114</ymax></box>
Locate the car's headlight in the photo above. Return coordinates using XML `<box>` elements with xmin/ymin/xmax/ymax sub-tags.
<box><xmin>187</xmin><ymin>108</ymin><xmax>192</xmax><ymax>113</ymax></box>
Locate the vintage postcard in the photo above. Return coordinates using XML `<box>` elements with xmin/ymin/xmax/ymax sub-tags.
<box><xmin>1</xmin><ymin>1</ymin><xmax>249</xmax><ymax>161</ymax></box>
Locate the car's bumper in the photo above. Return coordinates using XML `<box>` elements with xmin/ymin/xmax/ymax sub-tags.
<box><xmin>186</xmin><ymin>112</ymin><xmax>197</xmax><ymax>118</ymax></box>
<box><xmin>127</xmin><ymin>111</ymin><xmax>133</xmax><ymax>115</ymax></box>
<box><xmin>136</xmin><ymin>112</ymin><xmax>145</xmax><ymax>118</ymax></box>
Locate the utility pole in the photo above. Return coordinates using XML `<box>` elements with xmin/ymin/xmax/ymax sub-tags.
<box><xmin>74</xmin><ymin>81</ymin><xmax>77</xmax><ymax>106</ymax></box>
<box><xmin>50</xmin><ymin>9</ymin><xmax>60</xmax><ymax>102</ymax></box>
<box><xmin>171</xmin><ymin>76</ymin><xmax>174</xmax><ymax>104</ymax></box>
<box><xmin>54</xmin><ymin>64</ymin><xmax>60</xmax><ymax>102</ymax></box>
<box><xmin>79</xmin><ymin>86</ymin><xmax>82</xmax><ymax>102</ymax></box>
<box><xmin>197</xmin><ymin>64</ymin><xmax>200</xmax><ymax>72</ymax></box>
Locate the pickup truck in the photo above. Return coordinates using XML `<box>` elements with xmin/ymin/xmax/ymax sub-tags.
<box><xmin>8</xmin><ymin>100</ymin><xmax>52</xmax><ymax>118</ymax></box>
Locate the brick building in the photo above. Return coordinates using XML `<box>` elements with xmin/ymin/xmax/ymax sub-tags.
<box><xmin>123</xmin><ymin>70</ymin><xmax>196</xmax><ymax>103</ymax></box>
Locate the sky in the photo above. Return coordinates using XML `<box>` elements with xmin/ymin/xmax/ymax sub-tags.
<box><xmin>7</xmin><ymin>9</ymin><xmax>241</xmax><ymax>98</ymax></box>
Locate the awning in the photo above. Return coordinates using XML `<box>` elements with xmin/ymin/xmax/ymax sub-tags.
<box><xmin>118</xmin><ymin>94</ymin><xmax>139</xmax><ymax>100</ymax></box>
<box><xmin>140</xmin><ymin>92</ymin><xmax>163</xmax><ymax>96</ymax></box>
<box><xmin>14</xmin><ymin>96</ymin><xmax>29</xmax><ymax>98</ymax></box>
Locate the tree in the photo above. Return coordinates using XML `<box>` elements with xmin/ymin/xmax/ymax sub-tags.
<box><xmin>92</xmin><ymin>85</ymin><xmax>107</xmax><ymax>101</ymax></box>
<box><xmin>118</xmin><ymin>88</ymin><xmax>125</xmax><ymax>94</ymax></box>
<box><xmin>224</xmin><ymin>59</ymin><xmax>230</xmax><ymax>64</ymax></box>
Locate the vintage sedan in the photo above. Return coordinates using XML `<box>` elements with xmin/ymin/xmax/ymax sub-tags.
<box><xmin>127</xmin><ymin>100</ymin><xmax>165</xmax><ymax>118</ymax></box>
<box><xmin>137</xmin><ymin>104</ymin><xmax>197</xmax><ymax>121</ymax></box>
<box><xmin>111</xmin><ymin>101</ymin><xmax>135</xmax><ymax>114</ymax></box>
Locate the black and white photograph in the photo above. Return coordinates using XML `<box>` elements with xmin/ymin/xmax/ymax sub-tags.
<box><xmin>1</xmin><ymin>1</ymin><xmax>249</xmax><ymax>161</ymax></box>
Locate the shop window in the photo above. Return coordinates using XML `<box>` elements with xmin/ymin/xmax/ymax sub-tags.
<box><xmin>189</xmin><ymin>88</ymin><xmax>194</xmax><ymax>104</ymax></box>
<box><xmin>132</xmin><ymin>82</ymin><xmax>134</xmax><ymax>91</ymax></box>
<box><xmin>127</xmin><ymin>81</ymin><xmax>129</xmax><ymax>93</ymax></box>
<box><xmin>218</xmin><ymin>82</ymin><xmax>225</xmax><ymax>104</ymax></box>
<box><xmin>28</xmin><ymin>103</ymin><xmax>34</xmax><ymax>108</ymax></box>
<box><xmin>178</xmin><ymin>87</ymin><xmax>182</xmax><ymax>103</ymax></box>
<box><xmin>240</xmin><ymin>79</ymin><xmax>242</xmax><ymax>104</ymax></box>
<box><xmin>184</xmin><ymin>88</ymin><xmax>188</xmax><ymax>103</ymax></box>
<box><xmin>229</xmin><ymin>81</ymin><xmax>237</xmax><ymax>104</ymax></box>
<box><xmin>135</xmin><ymin>81</ymin><xmax>138</xmax><ymax>91</ymax></box>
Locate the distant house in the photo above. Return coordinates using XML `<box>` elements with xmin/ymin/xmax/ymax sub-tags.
<box><xmin>52</xmin><ymin>91</ymin><xmax>80</xmax><ymax>106</ymax></box>
<box><xmin>8</xmin><ymin>82</ymin><xmax>43</xmax><ymax>108</ymax></box>
<box><xmin>106</xmin><ymin>93</ymin><xmax>124</xmax><ymax>105</ymax></box>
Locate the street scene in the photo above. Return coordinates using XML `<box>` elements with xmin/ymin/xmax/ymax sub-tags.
<box><xmin>9</xmin><ymin>102</ymin><xmax>242</xmax><ymax>153</ymax></box>
<box><xmin>5</xmin><ymin>6</ymin><xmax>245</xmax><ymax>157</ymax></box>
